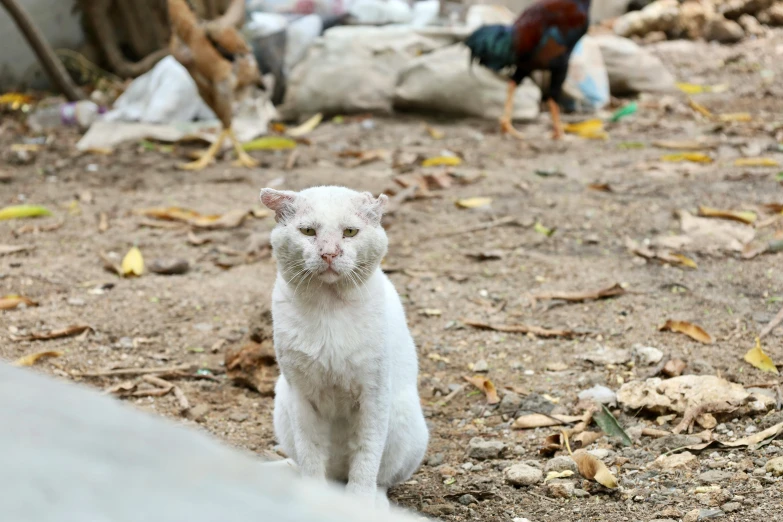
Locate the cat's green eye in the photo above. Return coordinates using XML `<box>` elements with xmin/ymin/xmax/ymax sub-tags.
<box><xmin>300</xmin><ymin>227</ymin><xmax>316</xmax><ymax>236</ymax></box>
<box><xmin>343</xmin><ymin>228</ymin><xmax>359</xmax><ymax>237</ymax></box>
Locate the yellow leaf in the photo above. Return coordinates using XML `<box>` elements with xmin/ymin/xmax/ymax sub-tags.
<box><xmin>463</xmin><ymin>375</ymin><xmax>500</xmax><ymax>405</ymax></box>
<box><xmin>13</xmin><ymin>350</ymin><xmax>63</xmax><ymax>367</ymax></box>
<box><xmin>0</xmin><ymin>295</ymin><xmax>38</xmax><ymax>310</ymax></box>
<box><xmin>534</xmin><ymin>222</ymin><xmax>555</xmax><ymax>237</ymax></box>
<box><xmin>422</xmin><ymin>156</ymin><xmax>461</xmax><ymax>167</ymax></box>
<box><xmin>661</xmin><ymin>152</ymin><xmax>712</xmax><ymax>163</ymax></box>
<box><xmin>571</xmin><ymin>450</ymin><xmax>618</xmax><ymax>488</ymax></box>
<box><xmin>0</xmin><ymin>204</ymin><xmax>52</xmax><ymax>220</ymax></box>
<box><xmin>242</xmin><ymin>136</ymin><xmax>297</xmax><ymax>151</ymax></box>
<box><xmin>659</xmin><ymin>319</ymin><xmax>714</xmax><ymax>344</ymax></box>
<box><xmin>668</xmin><ymin>253</ymin><xmax>698</xmax><ymax>269</ymax></box>
<box><xmin>0</xmin><ymin>93</ymin><xmax>34</xmax><ymax>107</ymax></box>
<box><xmin>676</xmin><ymin>83</ymin><xmax>728</xmax><ymax>94</ymax></box>
<box><xmin>545</xmin><ymin>470</ymin><xmax>574</xmax><ymax>482</ymax></box>
<box><xmin>286</xmin><ymin>113</ymin><xmax>322</xmax><ymax>137</ymax></box>
<box><xmin>688</xmin><ymin>98</ymin><xmax>713</xmax><ymax>118</ymax></box>
<box><xmin>744</xmin><ymin>338</ymin><xmax>779</xmax><ymax>374</ymax></box>
<box><xmin>697</xmin><ymin>206</ymin><xmax>756</xmax><ymax>224</ymax></box>
<box><xmin>734</xmin><ymin>157</ymin><xmax>779</xmax><ymax>167</ymax></box>
<box><xmin>425</xmin><ymin>125</ymin><xmax>444</xmax><ymax>139</ymax></box>
<box><xmin>719</xmin><ymin>112</ymin><xmax>752</xmax><ymax>122</ymax></box>
<box><xmin>455</xmin><ymin>197</ymin><xmax>492</xmax><ymax>209</ymax></box>
<box><xmin>564</xmin><ymin>119</ymin><xmax>608</xmax><ymax>140</ymax></box>
<box><xmin>121</xmin><ymin>246</ymin><xmax>144</xmax><ymax>277</ymax></box>
<box><xmin>512</xmin><ymin>414</ymin><xmax>583</xmax><ymax>429</ymax></box>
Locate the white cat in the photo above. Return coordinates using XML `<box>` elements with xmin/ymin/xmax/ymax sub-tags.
<box><xmin>259</xmin><ymin>185</ymin><xmax>429</xmax><ymax>508</ymax></box>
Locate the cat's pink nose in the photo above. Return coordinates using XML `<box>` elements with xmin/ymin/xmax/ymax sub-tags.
<box><xmin>321</xmin><ymin>253</ymin><xmax>337</xmax><ymax>265</ymax></box>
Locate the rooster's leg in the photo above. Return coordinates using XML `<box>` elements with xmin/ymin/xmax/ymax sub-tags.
<box><xmin>548</xmin><ymin>99</ymin><xmax>563</xmax><ymax>140</ymax></box>
<box><xmin>500</xmin><ymin>81</ymin><xmax>524</xmax><ymax>140</ymax></box>
<box><xmin>228</xmin><ymin>127</ymin><xmax>259</xmax><ymax>168</ymax></box>
<box><xmin>178</xmin><ymin>128</ymin><xmax>229</xmax><ymax>171</ymax></box>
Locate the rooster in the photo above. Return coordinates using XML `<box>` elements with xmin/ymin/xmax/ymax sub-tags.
<box><xmin>464</xmin><ymin>0</ymin><xmax>591</xmax><ymax>140</ymax></box>
<box><xmin>168</xmin><ymin>0</ymin><xmax>262</xmax><ymax>170</ymax></box>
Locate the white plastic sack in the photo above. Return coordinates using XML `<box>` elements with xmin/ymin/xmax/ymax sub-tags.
<box><xmin>348</xmin><ymin>0</ymin><xmax>413</xmax><ymax>24</ymax></box>
<box><xmin>279</xmin><ymin>26</ymin><xmax>448</xmax><ymax>118</ymax></box>
<box><xmin>594</xmin><ymin>35</ymin><xmax>677</xmax><ymax>95</ymax></box>
<box><xmin>532</xmin><ymin>35</ymin><xmax>610</xmax><ymax>113</ymax></box>
<box><xmin>394</xmin><ymin>45</ymin><xmax>541</xmax><ymax>122</ymax></box>
<box><xmin>104</xmin><ymin>56</ymin><xmax>216</xmax><ymax>124</ymax></box>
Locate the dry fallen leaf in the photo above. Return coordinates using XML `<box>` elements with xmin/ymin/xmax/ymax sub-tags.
<box><xmin>659</xmin><ymin>320</ymin><xmax>714</xmax><ymax>344</ymax></box>
<box><xmin>532</xmin><ymin>283</ymin><xmax>625</xmax><ymax>304</ymax></box>
<box><xmin>564</xmin><ymin>119</ymin><xmax>608</xmax><ymax>140</ymax></box>
<box><xmin>744</xmin><ymin>337</ymin><xmax>779</xmax><ymax>374</ymax></box>
<box><xmin>339</xmin><ymin>149</ymin><xmax>390</xmax><ymax>167</ymax></box>
<box><xmin>0</xmin><ymin>295</ymin><xmax>38</xmax><ymax>310</ymax></box>
<box><xmin>463</xmin><ymin>375</ymin><xmax>500</xmax><ymax>405</ymax></box>
<box><xmin>734</xmin><ymin>157</ymin><xmax>779</xmax><ymax>167</ymax></box>
<box><xmin>570</xmin><ymin>449</ymin><xmax>618</xmax><ymax>488</ymax></box>
<box><xmin>187</xmin><ymin>230</ymin><xmax>212</xmax><ymax>246</ymax></box>
<box><xmin>627</xmin><ymin>238</ymin><xmax>697</xmax><ymax>269</ymax></box>
<box><xmin>121</xmin><ymin>246</ymin><xmax>144</xmax><ymax>277</ymax></box>
<box><xmin>718</xmin><ymin>112</ymin><xmax>752</xmax><ymax>122</ymax></box>
<box><xmin>12</xmin><ymin>350</ymin><xmax>63</xmax><ymax>367</ymax></box>
<box><xmin>422</xmin><ymin>156</ymin><xmax>461</xmax><ymax>167</ymax></box>
<box><xmin>588</xmin><ymin>182</ymin><xmax>613</xmax><ymax>192</ymax></box>
<box><xmin>242</xmin><ymin>136</ymin><xmax>297</xmax><ymax>150</ymax></box>
<box><xmin>463</xmin><ymin>319</ymin><xmax>574</xmax><ymax>338</ymax></box>
<box><xmin>0</xmin><ymin>244</ymin><xmax>34</xmax><ymax>256</ymax></box>
<box><xmin>660</xmin><ymin>152</ymin><xmax>712</xmax><ymax>163</ymax></box>
<box><xmin>512</xmin><ymin>414</ymin><xmax>583</xmax><ymax>429</ymax></box>
<box><xmin>688</xmin><ymin>98</ymin><xmax>713</xmax><ymax>118</ymax></box>
<box><xmin>425</xmin><ymin>125</ymin><xmax>444</xmax><ymax>140</ymax></box>
<box><xmin>455</xmin><ymin>197</ymin><xmax>492</xmax><ymax>209</ymax></box>
<box><xmin>545</xmin><ymin>470</ymin><xmax>574</xmax><ymax>482</ymax></box>
<box><xmin>652</xmin><ymin>139</ymin><xmax>715</xmax><ymax>150</ymax></box>
<box><xmin>698</xmin><ymin>206</ymin><xmax>756</xmax><ymax>225</ymax></box>
<box><xmin>573</xmin><ymin>431</ymin><xmax>603</xmax><ymax>447</ymax></box>
<box><xmin>11</xmin><ymin>325</ymin><xmax>92</xmax><ymax>342</ymax></box>
<box><xmin>137</xmin><ymin>207</ymin><xmax>249</xmax><ymax>230</ymax></box>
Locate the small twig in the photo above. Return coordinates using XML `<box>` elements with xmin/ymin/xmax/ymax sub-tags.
<box><xmin>433</xmin><ymin>384</ymin><xmax>466</xmax><ymax>409</ymax></box>
<box><xmin>173</xmin><ymin>385</ymin><xmax>190</xmax><ymax>413</ymax></box>
<box><xmin>142</xmin><ymin>374</ymin><xmax>175</xmax><ymax>390</ymax></box>
<box><xmin>641</xmin><ymin>427</ymin><xmax>671</xmax><ymax>438</ymax></box>
<box><xmin>78</xmin><ymin>364</ymin><xmax>193</xmax><ymax>377</ymax></box>
<box><xmin>426</xmin><ymin>215</ymin><xmax>520</xmax><ymax>241</ymax></box>
<box><xmin>285</xmin><ymin>149</ymin><xmax>299</xmax><ymax>170</ymax></box>
<box><xmin>526</xmin><ymin>491</ymin><xmax>556</xmax><ymax>503</ymax></box>
<box><xmin>760</xmin><ymin>305</ymin><xmax>783</xmax><ymax>340</ymax></box>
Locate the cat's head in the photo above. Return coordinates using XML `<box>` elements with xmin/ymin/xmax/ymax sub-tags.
<box><xmin>259</xmin><ymin>186</ymin><xmax>389</xmax><ymax>288</ymax></box>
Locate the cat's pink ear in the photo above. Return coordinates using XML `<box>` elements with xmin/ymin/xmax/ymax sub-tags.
<box><xmin>359</xmin><ymin>192</ymin><xmax>388</xmax><ymax>224</ymax></box>
<box><xmin>259</xmin><ymin>188</ymin><xmax>297</xmax><ymax>222</ymax></box>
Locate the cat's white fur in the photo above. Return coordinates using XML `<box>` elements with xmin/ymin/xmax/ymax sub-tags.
<box><xmin>259</xmin><ymin>185</ymin><xmax>428</xmax><ymax>508</ymax></box>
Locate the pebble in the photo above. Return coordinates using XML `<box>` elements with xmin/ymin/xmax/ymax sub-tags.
<box><xmin>698</xmin><ymin>470</ymin><xmax>733</xmax><ymax>483</ymax></box>
<box><xmin>194</xmin><ymin>322</ymin><xmax>213</xmax><ymax>332</ymax></box>
<box><xmin>752</xmin><ymin>468</ymin><xmax>766</xmax><ymax>476</ymax></box>
<box><xmin>632</xmin><ymin>344</ymin><xmax>664</xmax><ymax>365</ymax></box>
<box><xmin>472</xmin><ymin>359</ymin><xmax>488</xmax><ymax>372</ymax></box>
<box><xmin>188</xmin><ymin>403</ymin><xmax>210</xmax><ymax>422</ymax></box>
<box><xmin>458</xmin><ymin>494</ymin><xmax>478</xmax><ymax>506</ymax></box>
<box><xmin>721</xmin><ymin>502</ymin><xmax>741</xmax><ymax>513</ymax></box>
<box><xmin>427</xmin><ymin>453</ymin><xmax>445</xmax><ymax>467</ymax></box>
<box><xmin>512</xmin><ymin>519</ymin><xmax>532</xmax><ymax>522</ymax></box>
<box><xmin>67</xmin><ymin>297</ymin><xmax>86</xmax><ymax>306</ymax></box>
<box><xmin>422</xmin><ymin>504</ymin><xmax>455</xmax><ymax>516</ymax></box>
<box><xmin>697</xmin><ymin>508</ymin><xmax>725</xmax><ymax>520</ymax></box>
<box><xmin>704</xmin><ymin>16</ymin><xmax>745</xmax><ymax>43</ymax></box>
<box><xmin>587</xmin><ymin>448</ymin><xmax>612</xmax><ymax>460</ymax></box>
<box><xmin>500</xmin><ymin>392</ymin><xmax>523</xmax><ymax>414</ymax></box>
<box><xmin>651</xmin><ymin>452</ymin><xmax>697</xmax><ymax>470</ymax></box>
<box><xmin>577</xmin><ymin>385</ymin><xmax>617</xmax><ymax>406</ymax></box>
<box><xmin>228</xmin><ymin>412</ymin><xmax>249</xmax><ymax>423</ymax></box>
<box><xmin>766</xmin><ymin>456</ymin><xmax>783</xmax><ymax>476</ymax></box>
<box><xmin>504</xmin><ymin>463</ymin><xmax>543</xmax><ymax>486</ymax></box>
<box><xmin>545</xmin><ymin>480</ymin><xmax>575</xmax><ymax>498</ymax></box>
<box><xmin>544</xmin><ymin>456</ymin><xmax>578</xmax><ymax>475</ymax></box>
<box><xmin>461</xmin><ymin>462</ymin><xmax>474</xmax><ymax>471</ymax></box>
<box><xmin>518</xmin><ymin>392</ymin><xmax>555</xmax><ymax>414</ymax></box>
<box><xmin>118</xmin><ymin>337</ymin><xmax>134</xmax><ymax>349</ymax></box>
<box><xmin>148</xmin><ymin>258</ymin><xmax>190</xmax><ymax>275</ymax></box>
<box><xmin>437</xmin><ymin>465</ymin><xmax>457</xmax><ymax>478</ymax></box>
<box><xmin>573</xmin><ymin>488</ymin><xmax>590</xmax><ymax>498</ymax></box>
<box><xmin>467</xmin><ymin>437</ymin><xmax>506</xmax><ymax>460</ymax></box>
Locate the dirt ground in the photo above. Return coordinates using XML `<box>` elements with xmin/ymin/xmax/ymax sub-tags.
<box><xmin>2</xmin><ymin>30</ymin><xmax>783</xmax><ymax>522</ymax></box>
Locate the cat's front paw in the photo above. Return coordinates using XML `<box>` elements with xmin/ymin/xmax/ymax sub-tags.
<box><xmin>345</xmin><ymin>481</ymin><xmax>376</xmax><ymax>499</ymax></box>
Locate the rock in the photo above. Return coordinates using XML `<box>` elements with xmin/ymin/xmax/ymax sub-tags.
<box><xmin>422</xmin><ymin>504</ymin><xmax>455</xmax><ymax>516</ymax></box>
<box><xmin>467</xmin><ymin>437</ymin><xmax>507</xmax><ymax>460</ymax></box>
<box><xmin>577</xmin><ymin>345</ymin><xmax>631</xmax><ymax>365</ymax></box>
<box><xmin>504</xmin><ymin>463</ymin><xmax>543</xmax><ymax>486</ymax></box>
<box><xmin>657</xmin><ymin>507</ymin><xmax>683</xmax><ymax>518</ymax></box>
<box><xmin>437</xmin><ymin>465</ymin><xmax>457</xmax><ymax>478</ymax></box>
<box><xmin>678</xmin><ymin>0</ymin><xmax>714</xmax><ymax>39</ymax></box>
<box><xmin>67</xmin><ymin>297</ymin><xmax>86</xmax><ymax>306</ymax></box>
<box><xmin>148</xmin><ymin>258</ymin><xmax>190</xmax><ymax>275</ymax></box>
<box><xmin>738</xmin><ymin>14</ymin><xmax>765</xmax><ymax>35</ymax></box>
<box><xmin>577</xmin><ymin>385</ymin><xmax>617</xmax><ymax>405</ymax></box>
<box><xmin>544</xmin><ymin>456</ymin><xmax>579</xmax><ymax>475</ymax></box>
<box><xmin>594</xmin><ymin>35</ymin><xmax>677</xmax><ymax>95</ymax></box>
<box><xmin>472</xmin><ymin>359</ymin><xmax>489</xmax><ymax>372</ymax></box>
<box><xmin>228</xmin><ymin>412</ymin><xmax>249</xmax><ymax>423</ymax></box>
<box><xmin>651</xmin><ymin>451</ymin><xmax>698</xmax><ymax>470</ymax></box>
<box><xmin>704</xmin><ymin>16</ymin><xmax>745</xmax><ymax>43</ymax></box>
<box><xmin>632</xmin><ymin>345</ymin><xmax>664</xmax><ymax>365</ymax></box>
<box><xmin>721</xmin><ymin>502</ymin><xmax>741</xmax><ymax>513</ymax></box>
<box><xmin>427</xmin><ymin>453</ymin><xmax>445</xmax><ymax>467</ymax></box>
<box><xmin>574</xmin><ymin>488</ymin><xmax>590</xmax><ymax>498</ymax></box>
<box><xmin>518</xmin><ymin>393</ymin><xmax>555</xmax><ymax>414</ymax></box>
<box><xmin>512</xmin><ymin>519</ymin><xmax>532</xmax><ymax>522</ymax></box>
<box><xmin>458</xmin><ymin>494</ymin><xmax>478</xmax><ymax>506</ymax></box>
<box><xmin>499</xmin><ymin>392</ymin><xmax>523</xmax><ymax>414</ymax></box>
<box><xmin>697</xmin><ymin>508</ymin><xmax>725</xmax><ymax>519</ymax></box>
<box><xmin>613</xmin><ymin>0</ymin><xmax>680</xmax><ymax>37</ymax></box>
<box><xmin>698</xmin><ymin>470</ymin><xmax>733</xmax><ymax>483</ymax></box>
<box><xmin>721</xmin><ymin>0</ymin><xmax>775</xmax><ymax>19</ymax></box>
<box><xmin>766</xmin><ymin>456</ymin><xmax>783</xmax><ymax>476</ymax></box>
<box><xmin>118</xmin><ymin>337</ymin><xmax>134</xmax><ymax>349</ymax></box>
<box><xmin>764</xmin><ymin>3</ymin><xmax>783</xmax><ymax>25</ymax></box>
<box><xmin>650</xmin><ymin>435</ymin><xmax>704</xmax><ymax>452</ymax></box>
<box><xmin>187</xmin><ymin>403</ymin><xmax>210</xmax><ymax>422</ymax></box>
<box><xmin>684</xmin><ymin>509</ymin><xmax>701</xmax><ymax>522</ymax></box>
<box><xmin>545</xmin><ymin>479</ymin><xmax>575</xmax><ymax>498</ymax></box>
<box><xmin>225</xmin><ymin>338</ymin><xmax>278</xmax><ymax>396</ymax></box>
<box><xmin>587</xmin><ymin>448</ymin><xmax>612</xmax><ymax>460</ymax></box>
<box><xmin>662</xmin><ymin>358</ymin><xmax>687</xmax><ymax>377</ymax></box>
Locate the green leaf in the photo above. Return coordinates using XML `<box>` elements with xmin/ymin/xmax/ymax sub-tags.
<box><xmin>0</xmin><ymin>205</ymin><xmax>52</xmax><ymax>220</ymax></box>
<box><xmin>593</xmin><ymin>404</ymin><xmax>632</xmax><ymax>446</ymax></box>
<box><xmin>611</xmin><ymin>101</ymin><xmax>638</xmax><ymax>122</ymax></box>
<box><xmin>618</xmin><ymin>141</ymin><xmax>645</xmax><ymax>150</ymax></box>
<box><xmin>242</xmin><ymin>136</ymin><xmax>297</xmax><ymax>151</ymax></box>
<box><xmin>776</xmin><ymin>171</ymin><xmax>783</xmax><ymax>181</ymax></box>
